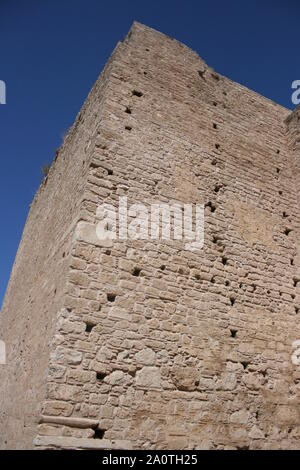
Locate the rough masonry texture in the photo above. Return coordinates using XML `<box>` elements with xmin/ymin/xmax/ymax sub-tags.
<box><xmin>1</xmin><ymin>22</ymin><xmax>300</xmax><ymax>450</ymax></box>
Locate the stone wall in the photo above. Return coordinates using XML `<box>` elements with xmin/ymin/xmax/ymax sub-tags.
<box><xmin>1</xmin><ymin>22</ymin><xmax>300</xmax><ymax>449</ymax></box>
<box><xmin>0</xmin><ymin>40</ymin><xmax>122</xmax><ymax>449</ymax></box>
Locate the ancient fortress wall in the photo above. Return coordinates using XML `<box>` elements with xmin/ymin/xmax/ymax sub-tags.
<box><xmin>1</xmin><ymin>22</ymin><xmax>300</xmax><ymax>449</ymax></box>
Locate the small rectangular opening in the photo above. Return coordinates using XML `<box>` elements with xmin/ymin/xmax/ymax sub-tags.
<box><xmin>132</xmin><ymin>90</ymin><xmax>143</xmax><ymax>97</ymax></box>
<box><xmin>85</xmin><ymin>322</ymin><xmax>96</xmax><ymax>333</ymax></box>
<box><xmin>107</xmin><ymin>293</ymin><xmax>116</xmax><ymax>302</ymax></box>
<box><xmin>94</xmin><ymin>428</ymin><xmax>106</xmax><ymax>439</ymax></box>
<box><xmin>96</xmin><ymin>372</ymin><xmax>106</xmax><ymax>381</ymax></box>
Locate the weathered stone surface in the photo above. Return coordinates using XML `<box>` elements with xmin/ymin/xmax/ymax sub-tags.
<box><xmin>136</xmin><ymin>366</ymin><xmax>161</xmax><ymax>388</ymax></box>
<box><xmin>105</xmin><ymin>370</ymin><xmax>132</xmax><ymax>386</ymax></box>
<box><xmin>75</xmin><ymin>221</ymin><xmax>113</xmax><ymax>248</ymax></box>
<box><xmin>1</xmin><ymin>22</ymin><xmax>300</xmax><ymax>450</ymax></box>
<box><xmin>276</xmin><ymin>405</ymin><xmax>300</xmax><ymax>426</ymax></box>
<box><xmin>135</xmin><ymin>348</ymin><xmax>156</xmax><ymax>365</ymax></box>
<box><xmin>39</xmin><ymin>415</ymin><xmax>99</xmax><ymax>429</ymax></box>
<box><xmin>34</xmin><ymin>435</ymin><xmax>132</xmax><ymax>450</ymax></box>
<box><xmin>249</xmin><ymin>426</ymin><xmax>265</xmax><ymax>440</ymax></box>
<box><xmin>230</xmin><ymin>410</ymin><xmax>251</xmax><ymax>425</ymax></box>
<box><xmin>52</xmin><ymin>347</ymin><xmax>83</xmax><ymax>365</ymax></box>
<box><xmin>170</xmin><ymin>366</ymin><xmax>199</xmax><ymax>391</ymax></box>
<box><xmin>42</xmin><ymin>401</ymin><xmax>74</xmax><ymax>418</ymax></box>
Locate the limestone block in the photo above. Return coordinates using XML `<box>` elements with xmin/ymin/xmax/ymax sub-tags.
<box><xmin>136</xmin><ymin>366</ymin><xmax>161</xmax><ymax>389</ymax></box>
<box><xmin>170</xmin><ymin>366</ymin><xmax>199</xmax><ymax>391</ymax></box>
<box><xmin>52</xmin><ymin>346</ymin><xmax>83</xmax><ymax>365</ymax></box>
<box><xmin>135</xmin><ymin>348</ymin><xmax>156</xmax><ymax>365</ymax></box>
<box><xmin>42</xmin><ymin>401</ymin><xmax>73</xmax><ymax>418</ymax></box>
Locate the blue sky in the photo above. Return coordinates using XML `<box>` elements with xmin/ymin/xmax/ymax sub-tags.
<box><xmin>0</xmin><ymin>0</ymin><xmax>299</xmax><ymax>307</ymax></box>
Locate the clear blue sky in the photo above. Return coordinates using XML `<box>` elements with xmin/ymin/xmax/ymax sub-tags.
<box><xmin>0</xmin><ymin>0</ymin><xmax>299</xmax><ymax>307</ymax></box>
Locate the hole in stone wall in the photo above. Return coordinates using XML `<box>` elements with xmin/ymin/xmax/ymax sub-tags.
<box><xmin>107</xmin><ymin>169</ymin><xmax>113</xmax><ymax>175</ymax></box>
<box><xmin>230</xmin><ymin>329</ymin><xmax>237</xmax><ymax>338</ymax></box>
<box><xmin>241</xmin><ymin>361</ymin><xmax>249</xmax><ymax>369</ymax></box>
<box><xmin>215</xmin><ymin>144</ymin><xmax>220</xmax><ymax>150</ymax></box>
<box><xmin>106</xmin><ymin>249</ymin><xmax>111</xmax><ymax>255</ymax></box>
<box><xmin>133</xmin><ymin>267</ymin><xmax>142</xmax><ymax>277</ymax></box>
<box><xmin>125</xmin><ymin>106</ymin><xmax>132</xmax><ymax>114</ymax></box>
<box><xmin>96</xmin><ymin>372</ymin><xmax>106</xmax><ymax>381</ymax></box>
<box><xmin>211</xmin><ymin>276</ymin><xmax>215</xmax><ymax>284</ymax></box>
<box><xmin>230</xmin><ymin>296</ymin><xmax>236</xmax><ymax>306</ymax></box>
<box><xmin>160</xmin><ymin>265</ymin><xmax>166</xmax><ymax>271</ymax></box>
<box><xmin>279</xmin><ymin>190</ymin><xmax>283</xmax><ymax>196</ymax></box>
<box><xmin>85</xmin><ymin>322</ymin><xmax>96</xmax><ymax>333</ymax></box>
<box><xmin>213</xmin><ymin>101</ymin><xmax>217</xmax><ymax>106</ymax></box>
<box><xmin>132</xmin><ymin>90</ymin><xmax>143</xmax><ymax>97</ymax></box>
<box><xmin>283</xmin><ymin>211</ymin><xmax>288</xmax><ymax>219</ymax></box>
<box><xmin>198</xmin><ymin>69</ymin><xmax>205</xmax><ymax>79</ymax></box>
<box><xmin>293</xmin><ymin>278</ymin><xmax>300</xmax><ymax>288</ymax></box>
<box><xmin>222</xmin><ymin>256</ymin><xmax>228</xmax><ymax>266</ymax></box>
<box><xmin>213</xmin><ymin>123</ymin><xmax>218</xmax><ymax>129</ymax></box>
<box><xmin>296</xmin><ymin>307</ymin><xmax>299</xmax><ymax>314</ymax></box>
<box><xmin>225</xmin><ymin>280</ymin><xmax>230</xmax><ymax>286</ymax></box>
<box><xmin>214</xmin><ymin>184</ymin><xmax>222</xmax><ymax>193</ymax></box>
<box><xmin>125</xmin><ymin>126</ymin><xmax>132</xmax><ymax>131</ymax></box>
<box><xmin>195</xmin><ymin>273</ymin><xmax>201</xmax><ymax>280</ymax></box>
<box><xmin>211</xmin><ymin>72</ymin><xmax>220</xmax><ymax>81</ymax></box>
<box><xmin>94</xmin><ymin>429</ymin><xmax>106</xmax><ymax>439</ymax></box>
<box><xmin>276</xmin><ymin>168</ymin><xmax>280</xmax><ymax>174</ymax></box>
<box><xmin>252</xmin><ymin>284</ymin><xmax>257</xmax><ymax>292</ymax></box>
<box><xmin>211</xmin><ymin>159</ymin><xmax>217</xmax><ymax>166</ymax></box>
<box><xmin>285</xmin><ymin>228</ymin><xmax>292</xmax><ymax>236</ymax></box>
<box><xmin>205</xmin><ymin>201</ymin><xmax>216</xmax><ymax>213</ymax></box>
<box><xmin>107</xmin><ymin>293</ymin><xmax>116</xmax><ymax>302</ymax></box>
<box><xmin>277</xmin><ymin>150</ymin><xmax>280</xmax><ymax>154</ymax></box>
<box><xmin>291</xmin><ymin>258</ymin><xmax>294</xmax><ymax>266</ymax></box>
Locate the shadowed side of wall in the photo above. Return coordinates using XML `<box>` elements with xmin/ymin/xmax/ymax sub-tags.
<box><xmin>0</xmin><ymin>41</ymin><xmax>122</xmax><ymax>449</ymax></box>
